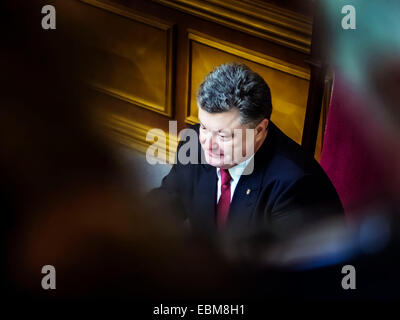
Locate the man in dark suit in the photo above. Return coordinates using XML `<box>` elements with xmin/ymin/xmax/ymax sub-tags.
<box><xmin>149</xmin><ymin>63</ymin><xmax>343</xmax><ymax>241</ymax></box>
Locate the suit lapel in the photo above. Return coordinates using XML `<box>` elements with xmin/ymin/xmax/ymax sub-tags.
<box><xmin>228</xmin><ymin>162</ymin><xmax>264</xmax><ymax>230</ymax></box>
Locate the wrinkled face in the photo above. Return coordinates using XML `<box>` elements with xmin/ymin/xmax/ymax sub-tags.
<box><xmin>198</xmin><ymin>107</ymin><xmax>255</xmax><ymax>169</ymax></box>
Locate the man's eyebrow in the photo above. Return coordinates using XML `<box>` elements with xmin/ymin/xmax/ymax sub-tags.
<box><xmin>199</xmin><ymin>122</ymin><xmax>230</xmax><ymax>134</ymax></box>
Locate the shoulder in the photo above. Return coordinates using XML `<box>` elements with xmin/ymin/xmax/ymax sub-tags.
<box><xmin>262</xmin><ymin>123</ymin><xmax>327</xmax><ymax>183</ymax></box>
<box><xmin>258</xmin><ymin>124</ymin><xmax>343</xmax><ymax>212</ymax></box>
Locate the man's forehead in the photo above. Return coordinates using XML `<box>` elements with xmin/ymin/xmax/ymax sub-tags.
<box><xmin>198</xmin><ymin>107</ymin><xmax>242</xmax><ymax>129</ymax></box>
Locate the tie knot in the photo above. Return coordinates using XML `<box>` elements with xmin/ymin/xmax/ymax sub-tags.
<box><xmin>220</xmin><ymin>169</ymin><xmax>232</xmax><ymax>186</ymax></box>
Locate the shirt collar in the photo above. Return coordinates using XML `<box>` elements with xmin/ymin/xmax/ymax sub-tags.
<box><xmin>216</xmin><ymin>154</ymin><xmax>255</xmax><ymax>182</ymax></box>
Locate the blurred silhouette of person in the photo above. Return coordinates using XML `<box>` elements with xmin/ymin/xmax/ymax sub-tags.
<box><xmin>321</xmin><ymin>0</ymin><xmax>400</xmax><ymax>217</ymax></box>
<box><xmin>1</xmin><ymin>0</ymin><xmax>244</xmax><ymax>306</ymax></box>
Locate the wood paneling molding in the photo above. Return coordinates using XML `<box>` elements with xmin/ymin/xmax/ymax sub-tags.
<box><xmin>154</xmin><ymin>0</ymin><xmax>312</xmax><ymax>53</ymax></box>
<box><xmin>80</xmin><ymin>0</ymin><xmax>175</xmax><ymax>117</ymax></box>
<box><xmin>99</xmin><ymin>112</ymin><xmax>179</xmax><ymax>161</ymax></box>
<box><xmin>188</xmin><ymin>31</ymin><xmax>310</xmax><ymax>80</ymax></box>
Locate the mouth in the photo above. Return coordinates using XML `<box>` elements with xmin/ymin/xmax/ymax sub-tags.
<box><xmin>207</xmin><ymin>151</ymin><xmax>223</xmax><ymax>159</ymax></box>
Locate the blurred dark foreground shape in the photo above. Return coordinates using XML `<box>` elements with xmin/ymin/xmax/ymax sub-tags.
<box><xmin>1</xmin><ymin>0</ymin><xmax>243</xmax><ymax>302</ymax></box>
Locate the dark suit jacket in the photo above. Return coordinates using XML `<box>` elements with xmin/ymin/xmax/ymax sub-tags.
<box><xmin>149</xmin><ymin>122</ymin><xmax>343</xmax><ymax>240</ymax></box>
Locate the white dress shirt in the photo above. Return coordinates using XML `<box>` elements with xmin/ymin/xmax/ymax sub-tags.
<box><xmin>216</xmin><ymin>154</ymin><xmax>255</xmax><ymax>203</ymax></box>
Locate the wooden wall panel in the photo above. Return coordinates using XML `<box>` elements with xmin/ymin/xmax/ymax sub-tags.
<box><xmin>314</xmin><ymin>68</ymin><xmax>334</xmax><ymax>162</ymax></box>
<box><xmin>153</xmin><ymin>0</ymin><xmax>312</xmax><ymax>53</ymax></box>
<box><xmin>65</xmin><ymin>0</ymin><xmax>175</xmax><ymax>117</ymax></box>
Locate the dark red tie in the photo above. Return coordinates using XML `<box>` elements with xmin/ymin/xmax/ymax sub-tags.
<box><xmin>217</xmin><ymin>169</ymin><xmax>232</xmax><ymax>229</ymax></box>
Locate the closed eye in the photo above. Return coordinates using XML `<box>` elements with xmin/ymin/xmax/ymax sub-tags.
<box><xmin>219</xmin><ymin>134</ymin><xmax>232</xmax><ymax>140</ymax></box>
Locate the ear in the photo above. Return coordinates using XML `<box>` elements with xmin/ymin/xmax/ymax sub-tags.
<box><xmin>255</xmin><ymin>118</ymin><xmax>269</xmax><ymax>137</ymax></box>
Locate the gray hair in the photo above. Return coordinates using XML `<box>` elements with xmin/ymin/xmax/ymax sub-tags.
<box><xmin>196</xmin><ymin>63</ymin><xmax>272</xmax><ymax>125</ymax></box>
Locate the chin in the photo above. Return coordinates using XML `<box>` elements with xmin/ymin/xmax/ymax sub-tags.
<box><xmin>205</xmin><ymin>157</ymin><xmax>219</xmax><ymax>167</ymax></box>
<box><xmin>205</xmin><ymin>155</ymin><xmax>233</xmax><ymax>169</ymax></box>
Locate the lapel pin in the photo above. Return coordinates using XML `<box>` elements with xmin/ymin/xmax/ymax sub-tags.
<box><xmin>246</xmin><ymin>189</ymin><xmax>251</xmax><ymax>195</ymax></box>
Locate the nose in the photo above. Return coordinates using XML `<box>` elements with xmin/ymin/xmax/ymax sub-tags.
<box><xmin>207</xmin><ymin>136</ymin><xmax>219</xmax><ymax>150</ymax></box>
<box><xmin>201</xmin><ymin>131</ymin><xmax>218</xmax><ymax>151</ymax></box>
